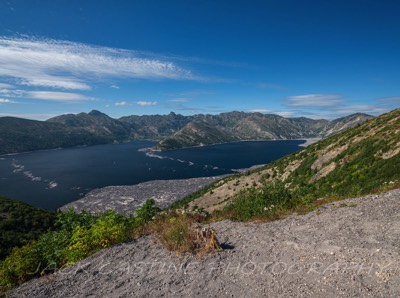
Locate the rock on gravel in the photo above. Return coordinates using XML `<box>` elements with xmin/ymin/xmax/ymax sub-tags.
<box><xmin>10</xmin><ymin>188</ymin><xmax>400</xmax><ymax>298</ymax></box>
<box><xmin>60</xmin><ymin>176</ymin><xmax>225</xmax><ymax>214</ymax></box>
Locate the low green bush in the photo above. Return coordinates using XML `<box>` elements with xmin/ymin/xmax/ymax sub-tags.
<box><xmin>0</xmin><ymin>199</ymin><xmax>162</xmax><ymax>293</ymax></box>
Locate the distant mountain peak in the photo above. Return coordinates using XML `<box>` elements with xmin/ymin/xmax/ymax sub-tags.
<box><xmin>0</xmin><ymin>109</ymin><xmax>379</xmax><ymax>155</ymax></box>
<box><xmin>88</xmin><ymin>110</ymin><xmax>109</xmax><ymax>117</ymax></box>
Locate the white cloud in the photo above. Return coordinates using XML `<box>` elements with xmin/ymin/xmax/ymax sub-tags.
<box><xmin>167</xmin><ymin>98</ymin><xmax>191</xmax><ymax>103</ymax></box>
<box><xmin>25</xmin><ymin>91</ymin><xmax>91</xmax><ymax>102</ymax></box>
<box><xmin>248</xmin><ymin>109</ymin><xmax>272</xmax><ymax>113</ymax></box>
<box><xmin>333</xmin><ymin>105</ymin><xmax>389</xmax><ymax>116</ymax></box>
<box><xmin>287</xmin><ymin>94</ymin><xmax>343</xmax><ymax>107</ymax></box>
<box><xmin>21</xmin><ymin>77</ymin><xmax>91</xmax><ymax>90</ymax></box>
<box><xmin>0</xmin><ymin>98</ymin><xmax>17</xmax><ymax>103</ymax></box>
<box><xmin>284</xmin><ymin>103</ymin><xmax>392</xmax><ymax>120</ymax></box>
<box><xmin>0</xmin><ymin>83</ymin><xmax>15</xmax><ymax>89</ymax></box>
<box><xmin>275</xmin><ymin>111</ymin><xmax>296</xmax><ymax>117</ymax></box>
<box><xmin>0</xmin><ymin>88</ymin><xmax>24</xmax><ymax>97</ymax></box>
<box><xmin>377</xmin><ymin>96</ymin><xmax>400</xmax><ymax>102</ymax></box>
<box><xmin>137</xmin><ymin>101</ymin><xmax>157</xmax><ymax>106</ymax></box>
<box><xmin>115</xmin><ymin>101</ymin><xmax>131</xmax><ymax>106</ymax></box>
<box><xmin>250</xmin><ymin>94</ymin><xmax>397</xmax><ymax>121</ymax></box>
<box><xmin>110</xmin><ymin>84</ymin><xmax>120</xmax><ymax>89</ymax></box>
<box><xmin>0</xmin><ymin>37</ymin><xmax>194</xmax><ymax>90</ymax></box>
<box><xmin>248</xmin><ymin>109</ymin><xmax>295</xmax><ymax>118</ymax></box>
<box><xmin>0</xmin><ymin>87</ymin><xmax>90</xmax><ymax>102</ymax></box>
<box><xmin>0</xmin><ymin>86</ymin><xmax>91</xmax><ymax>102</ymax></box>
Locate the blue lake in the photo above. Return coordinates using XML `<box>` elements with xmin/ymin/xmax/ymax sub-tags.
<box><xmin>0</xmin><ymin>140</ymin><xmax>304</xmax><ymax>210</ymax></box>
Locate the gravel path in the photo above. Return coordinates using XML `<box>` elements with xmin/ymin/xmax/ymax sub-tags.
<box><xmin>60</xmin><ymin>176</ymin><xmax>225</xmax><ymax>214</ymax></box>
<box><xmin>10</xmin><ymin>188</ymin><xmax>400</xmax><ymax>298</ymax></box>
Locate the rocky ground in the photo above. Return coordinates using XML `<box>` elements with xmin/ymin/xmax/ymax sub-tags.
<box><xmin>60</xmin><ymin>164</ymin><xmax>265</xmax><ymax>215</ymax></box>
<box><xmin>60</xmin><ymin>176</ymin><xmax>226</xmax><ymax>214</ymax></box>
<box><xmin>9</xmin><ymin>188</ymin><xmax>400</xmax><ymax>297</ymax></box>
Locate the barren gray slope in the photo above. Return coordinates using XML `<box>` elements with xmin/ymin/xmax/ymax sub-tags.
<box><xmin>60</xmin><ymin>176</ymin><xmax>225</xmax><ymax>215</ymax></box>
<box><xmin>10</xmin><ymin>189</ymin><xmax>400</xmax><ymax>298</ymax></box>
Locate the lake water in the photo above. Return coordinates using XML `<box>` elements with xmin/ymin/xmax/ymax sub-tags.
<box><xmin>0</xmin><ymin>140</ymin><xmax>304</xmax><ymax>210</ymax></box>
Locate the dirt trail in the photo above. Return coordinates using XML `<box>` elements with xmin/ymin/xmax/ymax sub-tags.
<box><xmin>9</xmin><ymin>189</ymin><xmax>400</xmax><ymax>298</ymax></box>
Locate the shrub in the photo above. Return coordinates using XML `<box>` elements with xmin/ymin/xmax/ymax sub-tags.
<box><xmin>35</xmin><ymin>229</ymin><xmax>70</xmax><ymax>270</ymax></box>
<box><xmin>0</xmin><ymin>241</ymin><xmax>41</xmax><ymax>290</ymax></box>
<box><xmin>222</xmin><ymin>182</ymin><xmax>294</xmax><ymax>221</ymax></box>
<box><xmin>55</xmin><ymin>208</ymin><xmax>95</xmax><ymax>232</ymax></box>
<box><xmin>159</xmin><ymin>215</ymin><xmax>194</xmax><ymax>253</ymax></box>
<box><xmin>65</xmin><ymin>211</ymin><xmax>133</xmax><ymax>264</ymax></box>
<box><xmin>150</xmin><ymin>209</ymin><xmax>216</xmax><ymax>256</ymax></box>
<box><xmin>135</xmin><ymin>199</ymin><xmax>161</xmax><ymax>223</ymax></box>
<box><xmin>0</xmin><ymin>208</ymin><xmax>141</xmax><ymax>291</ymax></box>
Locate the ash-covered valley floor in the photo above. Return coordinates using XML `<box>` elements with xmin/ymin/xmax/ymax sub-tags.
<box><xmin>60</xmin><ymin>176</ymin><xmax>225</xmax><ymax>214</ymax></box>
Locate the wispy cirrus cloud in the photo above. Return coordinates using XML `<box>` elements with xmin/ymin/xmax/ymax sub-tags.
<box><xmin>0</xmin><ymin>83</ymin><xmax>89</xmax><ymax>102</ymax></box>
<box><xmin>332</xmin><ymin>105</ymin><xmax>391</xmax><ymax>116</ymax></box>
<box><xmin>115</xmin><ymin>101</ymin><xmax>132</xmax><ymax>106</ymax></box>
<box><xmin>0</xmin><ymin>83</ymin><xmax>15</xmax><ymax>89</ymax></box>
<box><xmin>137</xmin><ymin>101</ymin><xmax>157</xmax><ymax>106</ymax></box>
<box><xmin>0</xmin><ymin>37</ymin><xmax>195</xmax><ymax>91</ymax></box>
<box><xmin>285</xmin><ymin>93</ymin><xmax>399</xmax><ymax>119</ymax></box>
<box><xmin>25</xmin><ymin>91</ymin><xmax>91</xmax><ymax>102</ymax></box>
<box><xmin>286</xmin><ymin>94</ymin><xmax>343</xmax><ymax>107</ymax></box>
<box><xmin>21</xmin><ymin>77</ymin><xmax>91</xmax><ymax>90</ymax></box>
<box><xmin>0</xmin><ymin>86</ymin><xmax>24</xmax><ymax>97</ymax></box>
<box><xmin>0</xmin><ymin>98</ymin><xmax>17</xmax><ymax>103</ymax></box>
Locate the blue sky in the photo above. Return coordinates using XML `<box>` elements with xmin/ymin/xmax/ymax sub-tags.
<box><xmin>0</xmin><ymin>0</ymin><xmax>399</xmax><ymax>120</ymax></box>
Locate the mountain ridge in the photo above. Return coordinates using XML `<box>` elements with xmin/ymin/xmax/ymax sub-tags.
<box><xmin>0</xmin><ymin>110</ymin><xmax>373</xmax><ymax>155</ymax></box>
<box><xmin>158</xmin><ymin>112</ymin><xmax>372</xmax><ymax>149</ymax></box>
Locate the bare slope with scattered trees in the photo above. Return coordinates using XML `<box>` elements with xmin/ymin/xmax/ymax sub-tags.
<box><xmin>186</xmin><ymin>109</ymin><xmax>399</xmax><ymax>216</ymax></box>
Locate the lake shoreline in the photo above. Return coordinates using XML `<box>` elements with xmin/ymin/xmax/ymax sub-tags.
<box><xmin>1</xmin><ymin>138</ymin><xmax>315</xmax><ymax>157</ymax></box>
<box><xmin>150</xmin><ymin>138</ymin><xmax>314</xmax><ymax>152</ymax></box>
<box><xmin>1</xmin><ymin>140</ymin><xmax>302</xmax><ymax>210</ymax></box>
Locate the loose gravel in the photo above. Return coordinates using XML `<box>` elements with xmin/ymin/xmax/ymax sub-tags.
<box><xmin>9</xmin><ymin>188</ymin><xmax>400</xmax><ymax>297</ymax></box>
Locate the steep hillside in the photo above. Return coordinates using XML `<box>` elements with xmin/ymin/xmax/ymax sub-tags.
<box><xmin>118</xmin><ymin>112</ymin><xmax>190</xmax><ymax>139</ymax></box>
<box><xmin>0</xmin><ymin>117</ymin><xmax>109</xmax><ymax>155</ymax></box>
<box><xmin>158</xmin><ymin>112</ymin><xmax>372</xmax><ymax>150</ymax></box>
<box><xmin>47</xmin><ymin>110</ymin><xmax>134</xmax><ymax>141</ymax></box>
<box><xmin>185</xmin><ymin>109</ymin><xmax>399</xmax><ymax>217</ymax></box>
<box><xmin>158</xmin><ymin>121</ymin><xmax>239</xmax><ymax>149</ymax></box>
